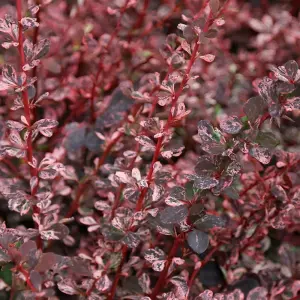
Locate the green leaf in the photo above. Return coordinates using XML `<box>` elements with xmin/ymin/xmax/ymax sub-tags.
<box><xmin>0</xmin><ymin>263</ymin><xmax>13</xmax><ymax>286</ymax></box>
<box><xmin>255</xmin><ymin>131</ymin><xmax>279</xmax><ymax>148</ymax></box>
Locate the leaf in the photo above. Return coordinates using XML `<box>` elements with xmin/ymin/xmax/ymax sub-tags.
<box><xmin>30</xmin><ymin>270</ymin><xmax>42</xmax><ymax>291</ymax></box>
<box><xmin>6</xmin><ymin>120</ymin><xmax>26</xmax><ymax>131</ymax></box>
<box><xmin>205</xmin><ymin>29</ymin><xmax>218</xmax><ymax>39</ymax></box>
<box><xmin>23</xmin><ymin>39</ymin><xmax>34</xmax><ymax>61</ymax></box>
<box><xmin>197</xmin><ymin>290</ymin><xmax>214</xmax><ymax>300</ymax></box>
<box><xmin>243</xmin><ymin>96</ymin><xmax>266</xmax><ymax>123</ymax></box>
<box><xmin>144</xmin><ymin>247</ymin><xmax>165</xmax><ymax>263</ymax></box>
<box><xmin>40</xmin><ymin>223</ymin><xmax>69</xmax><ymax>240</ymax></box>
<box><xmin>193</xmin><ymin>175</ymin><xmax>219</xmax><ymax>190</ymax></box>
<box><xmin>138</xmin><ymin>273</ymin><xmax>151</xmax><ymax>294</ymax></box>
<box><xmin>181</xmin><ymin>40</ymin><xmax>191</xmax><ymax>55</ymax></box>
<box><xmin>198</xmin><ymin>261</ymin><xmax>225</xmax><ymax>287</ymax></box>
<box><xmin>35</xmin><ymin>253</ymin><xmax>62</xmax><ymax>272</ymax></box>
<box><xmin>284</xmin><ymin>60</ymin><xmax>299</xmax><ymax>79</ymax></box>
<box><xmin>20</xmin><ymin>17</ymin><xmax>39</xmax><ymax>30</ymax></box>
<box><xmin>272</xmin><ymin>60</ymin><xmax>299</xmax><ymax>83</ymax></box>
<box><xmin>152</xmin><ymin>260</ymin><xmax>166</xmax><ymax>272</ymax></box>
<box><xmin>135</xmin><ymin>135</ymin><xmax>156</xmax><ymax>151</ymax></box>
<box><xmin>249</xmin><ymin>146</ymin><xmax>272</xmax><ymax>164</ymax></box>
<box><xmin>194</xmin><ymin>214</ymin><xmax>226</xmax><ymax>230</ymax></box>
<box><xmin>200</xmin><ymin>54</ymin><xmax>215</xmax><ymax>62</ymax></box>
<box><xmin>20</xmin><ymin>240</ymin><xmax>37</xmax><ymax>258</ymax></box>
<box><xmin>246</xmin><ymin>287</ymin><xmax>268</xmax><ymax>300</ymax></box>
<box><xmin>94</xmin><ymin>201</ymin><xmax>110</xmax><ymax>211</ymax></box>
<box><xmin>34</xmin><ymin>119</ymin><xmax>58</xmax><ymax>130</ymax></box>
<box><xmin>255</xmin><ymin>131</ymin><xmax>279</xmax><ymax>148</ymax></box>
<box><xmin>39</xmin><ymin>168</ymin><xmax>58</xmax><ymax>180</ymax></box>
<box><xmin>214</xmin><ymin>18</ymin><xmax>225</xmax><ymax>26</ymax></box>
<box><xmin>9</xmin><ymin>130</ymin><xmax>24</xmax><ymax>147</ymax></box>
<box><xmin>0</xmin><ymin>250</ymin><xmax>11</xmax><ymax>264</ymax></box>
<box><xmin>209</xmin><ymin>0</ymin><xmax>219</xmax><ymax>14</ymax></box>
<box><xmin>79</xmin><ymin>216</ymin><xmax>97</xmax><ymax>226</ymax></box>
<box><xmin>284</xmin><ymin>97</ymin><xmax>300</xmax><ymax>111</ymax></box>
<box><xmin>220</xmin><ymin>116</ymin><xmax>242</xmax><ymax>134</ymax></box>
<box><xmin>95</xmin><ymin>275</ymin><xmax>111</xmax><ymax>292</ymax></box>
<box><xmin>160</xmin><ymin>205</ymin><xmax>188</xmax><ymax>224</ymax></box>
<box><xmin>195</xmin><ymin>156</ymin><xmax>216</xmax><ymax>175</ymax></box>
<box><xmin>123</xmin><ymin>232</ymin><xmax>140</xmax><ymax>248</ymax></box>
<box><xmin>152</xmin><ymin>184</ymin><xmax>164</xmax><ymax>202</ymax></box>
<box><xmin>1</xmin><ymin>146</ymin><xmax>26</xmax><ymax>158</ymax></box>
<box><xmin>271</xmin><ymin>185</ymin><xmax>288</xmax><ymax>203</ymax></box>
<box><xmin>257</xmin><ymin>77</ymin><xmax>275</xmax><ymax>102</ymax></box>
<box><xmin>187</xmin><ymin>230</ymin><xmax>209</xmax><ymax>254</ymax></box>
<box><xmin>8</xmin><ymin>196</ymin><xmax>31</xmax><ymax>215</ymax></box>
<box><xmin>170</xmin><ymin>276</ymin><xmax>189</xmax><ymax>299</ymax></box>
<box><xmin>2</xmin><ymin>64</ymin><xmax>18</xmax><ymax>86</ymax></box>
<box><xmin>57</xmin><ymin>280</ymin><xmax>78</xmax><ymax>295</ymax></box>
<box><xmin>165</xmin><ymin>186</ymin><xmax>186</xmax><ymax>206</ymax></box>
<box><xmin>0</xmin><ymin>263</ymin><xmax>13</xmax><ymax>286</ymax></box>
<box><xmin>157</xmin><ymin>91</ymin><xmax>172</xmax><ymax>106</ymax></box>
<box><xmin>34</xmin><ymin>39</ymin><xmax>50</xmax><ymax>59</ymax></box>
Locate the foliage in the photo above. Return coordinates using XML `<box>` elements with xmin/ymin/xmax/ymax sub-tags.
<box><xmin>0</xmin><ymin>0</ymin><xmax>299</xmax><ymax>299</ymax></box>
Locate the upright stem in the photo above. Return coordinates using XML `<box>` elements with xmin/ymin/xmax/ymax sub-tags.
<box><xmin>17</xmin><ymin>0</ymin><xmax>41</xmax><ymax>252</ymax></box>
<box><xmin>151</xmin><ymin>234</ymin><xmax>184</xmax><ymax>299</ymax></box>
<box><xmin>17</xmin><ymin>0</ymin><xmax>31</xmax><ymax>125</ymax></box>
<box><xmin>17</xmin><ymin>0</ymin><xmax>37</xmax><ymax>177</ymax></box>
<box><xmin>88</xmin><ymin>0</ymin><xmax>130</xmax><ymax>123</ymax></box>
<box><xmin>107</xmin><ymin>245</ymin><xmax>128</xmax><ymax>300</ymax></box>
<box><xmin>135</xmin><ymin>40</ymin><xmax>200</xmax><ymax>212</ymax></box>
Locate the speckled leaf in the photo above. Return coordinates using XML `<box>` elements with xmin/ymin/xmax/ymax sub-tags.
<box><xmin>160</xmin><ymin>205</ymin><xmax>188</xmax><ymax>224</ymax></box>
<box><xmin>194</xmin><ymin>214</ymin><xmax>226</xmax><ymax>230</ymax></box>
<box><xmin>193</xmin><ymin>175</ymin><xmax>219</xmax><ymax>190</ymax></box>
<box><xmin>220</xmin><ymin>116</ymin><xmax>242</xmax><ymax>134</ymax></box>
<box><xmin>249</xmin><ymin>146</ymin><xmax>271</xmax><ymax>164</ymax></box>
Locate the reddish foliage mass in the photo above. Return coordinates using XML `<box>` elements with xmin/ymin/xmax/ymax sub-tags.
<box><xmin>0</xmin><ymin>0</ymin><xmax>299</xmax><ymax>299</ymax></box>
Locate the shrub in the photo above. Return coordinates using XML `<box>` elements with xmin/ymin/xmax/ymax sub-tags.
<box><xmin>0</xmin><ymin>0</ymin><xmax>299</xmax><ymax>299</ymax></box>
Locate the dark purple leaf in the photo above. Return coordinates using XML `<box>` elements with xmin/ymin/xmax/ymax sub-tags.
<box><xmin>123</xmin><ymin>232</ymin><xmax>140</xmax><ymax>248</ymax></box>
<box><xmin>160</xmin><ymin>205</ymin><xmax>188</xmax><ymax>224</ymax></box>
<box><xmin>40</xmin><ymin>224</ymin><xmax>69</xmax><ymax>240</ymax></box>
<box><xmin>57</xmin><ymin>279</ymin><xmax>78</xmax><ymax>295</ymax></box>
<box><xmin>187</xmin><ymin>230</ymin><xmax>209</xmax><ymax>254</ymax></box>
<box><xmin>194</xmin><ymin>214</ymin><xmax>226</xmax><ymax>230</ymax></box>
<box><xmin>35</xmin><ymin>252</ymin><xmax>61</xmax><ymax>272</ymax></box>
<box><xmin>165</xmin><ymin>186</ymin><xmax>186</xmax><ymax>206</ymax></box>
<box><xmin>34</xmin><ymin>39</ymin><xmax>50</xmax><ymax>59</ymax></box>
<box><xmin>246</xmin><ymin>287</ymin><xmax>268</xmax><ymax>300</ymax></box>
<box><xmin>30</xmin><ymin>270</ymin><xmax>42</xmax><ymax>291</ymax></box>
<box><xmin>255</xmin><ymin>131</ymin><xmax>279</xmax><ymax>148</ymax></box>
<box><xmin>243</xmin><ymin>96</ymin><xmax>266</xmax><ymax>123</ymax></box>
<box><xmin>249</xmin><ymin>146</ymin><xmax>272</xmax><ymax>164</ymax></box>
<box><xmin>193</xmin><ymin>175</ymin><xmax>219</xmax><ymax>190</ymax></box>
<box><xmin>220</xmin><ymin>116</ymin><xmax>242</xmax><ymax>134</ymax></box>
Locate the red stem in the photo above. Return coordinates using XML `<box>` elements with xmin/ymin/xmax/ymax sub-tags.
<box><xmin>151</xmin><ymin>234</ymin><xmax>184</xmax><ymax>299</ymax></box>
<box><xmin>65</xmin><ymin>132</ymin><xmax>123</xmax><ymax>218</ymax></box>
<box><xmin>17</xmin><ymin>0</ymin><xmax>36</xmax><ymax>176</ymax></box>
<box><xmin>88</xmin><ymin>0</ymin><xmax>130</xmax><ymax>123</ymax></box>
<box><xmin>187</xmin><ymin>243</ymin><xmax>221</xmax><ymax>292</ymax></box>
<box><xmin>107</xmin><ymin>245</ymin><xmax>128</xmax><ymax>300</ymax></box>
<box><xmin>17</xmin><ymin>265</ymin><xmax>38</xmax><ymax>295</ymax></box>
<box><xmin>17</xmin><ymin>0</ymin><xmax>42</xmax><ymax>252</ymax></box>
<box><xmin>135</xmin><ymin>37</ymin><xmax>201</xmax><ymax>212</ymax></box>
